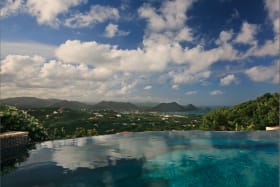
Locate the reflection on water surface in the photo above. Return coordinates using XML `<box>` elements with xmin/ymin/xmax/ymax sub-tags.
<box><xmin>1</xmin><ymin>131</ymin><xmax>279</xmax><ymax>187</ymax></box>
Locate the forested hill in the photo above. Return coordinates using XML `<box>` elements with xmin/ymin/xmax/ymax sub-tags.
<box><xmin>202</xmin><ymin>93</ymin><xmax>279</xmax><ymax>130</ymax></box>
<box><xmin>150</xmin><ymin>102</ymin><xmax>198</xmax><ymax>112</ymax></box>
<box><xmin>0</xmin><ymin>97</ymin><xmax>198</xmax><ymax>112</ymax></box>
<box><xmin>0</xmin><ymin>97</ymin><xmax>91</xmax><ymax>110</ymax></box>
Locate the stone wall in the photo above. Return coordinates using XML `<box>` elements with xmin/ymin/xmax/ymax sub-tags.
<box><xmin>0</xmin><ymin>131</ymin><xmax>29</xmax><ymax>149</ymax></box>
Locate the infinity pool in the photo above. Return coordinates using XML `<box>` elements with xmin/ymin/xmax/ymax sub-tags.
<box><xmin>1</xmin><ymin>131</ymin><xmax>279</xmax><ymax>187</ymax></box>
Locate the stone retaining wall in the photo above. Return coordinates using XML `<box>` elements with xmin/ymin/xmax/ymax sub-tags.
<box><xmin>0</xmin><ymin>131</ymin><xmax>29</xmax><ymax>149</ymax></box>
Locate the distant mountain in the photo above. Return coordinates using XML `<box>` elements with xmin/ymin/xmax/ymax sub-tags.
<box><xmin>0</xmin><ymin>97</ymin><xmax>90</xmax><ymax>110</ymax></box>
<box><xmin>0</xmin><ymin>97</ymin><xmax>60</xmax><ymax>108</ymax></box>
<box><xmin>183</xmin><ymin>104</ymin><xmax>198</xmax><ymax>111</ymax></box>
<box><xmin>92</xmin><ymin>101</ymin><xmax>139</xmax><ymax>112</ymax></box>
<box><xmin>151</xmin><ymin>102</ymin><xmax>187</xmax><ymax>112</ymax></box>
<box><xmin>48</xmin><ymin>100</ymin><xmax>91</xmax><ymax>110</ymax></box>
<box><xmin>1</xmin><ymin>97</ymin><xmax>197</xmax><ymax>112</ymax></box>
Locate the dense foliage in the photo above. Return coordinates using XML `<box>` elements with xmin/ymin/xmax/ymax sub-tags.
<box><xmin>0</xmin><ymin>105</ymin><xmax>48</xmax><ymax>142</ymax></box>
<box><xmin>27</xmin><ymin>108</ymin><xmax>202</xmax><ymax>137</ymax></box>
<box><xmin>202</xmin><ymin>93</ymin><xmax>279</xmax><ymax>130</ymax></box>
<box><xmin>1</xmin><ymin>92</ymin><xmax>278</xmax><ymax>142</ymax></box>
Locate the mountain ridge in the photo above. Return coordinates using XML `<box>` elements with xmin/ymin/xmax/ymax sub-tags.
<box><xmin>150</xmin><ymin>102</ymin><xmax>198</xmax><ymax>112</ymax></box>
<box><xmin>0</xmin><ymin>97</ymin><xmax>198</xmax><ymax>112</ymax></box>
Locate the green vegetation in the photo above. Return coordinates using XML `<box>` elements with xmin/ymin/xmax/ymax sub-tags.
<box><xmin>202</xmin><ymin>93</ymin><xmax>279</xmax><ymax>130</ymax></box>
<box><xmin>0</xmin><ymin>105</ymin><xmax>48</xmax><ymax>142</ymax></box>
<box><xmin>0</xmin><ymin>92</ymin><xmax>278</xmax><ymax>142</ymax></box>
<box><xmin>27</xmin><ymin>108</ymin><xmax>202</xmax><ymax>138</ymax></box>
<box><xmin>150</xmin><ymin>102</ymin><xmax>197</xmax><ymax>112</ymax></box>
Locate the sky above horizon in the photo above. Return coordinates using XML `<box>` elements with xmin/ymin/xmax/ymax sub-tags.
<box><xmin>0</xmin><ymin>0</ymin><xmax>279</xmax><ymax>105</ymax></box>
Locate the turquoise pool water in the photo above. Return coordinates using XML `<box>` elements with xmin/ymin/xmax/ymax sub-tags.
<box><xmin>1</xmin><ymin>131</ymin><xmax>279</xmax><ymax>187</ymax></box>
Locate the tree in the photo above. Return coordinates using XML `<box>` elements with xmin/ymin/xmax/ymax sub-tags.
<box><xmin>0</xmin><ymin>105</ymin><xmax>48</xmax><ymax>142</ymax></box>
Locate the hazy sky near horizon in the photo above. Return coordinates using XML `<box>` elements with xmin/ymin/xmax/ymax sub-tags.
<box><xmin>0</xmin><ymin>0</ymin><xmax>279</xmax><ymax>105</ymax></box>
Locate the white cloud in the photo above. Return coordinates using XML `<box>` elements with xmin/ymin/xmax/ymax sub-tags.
<box><xmin>1</xmin><ymin>1</ymin><xmax>119</xmax><ymax>28</ymax></box>
<box><xmin>1</xmin><ymin>55</ymin><xmax>44</xmax><ymax>78</ymax></box>
<box><xmin>185</xmin><ymin>91</ymin><xmax>197</xmax><ymax>95</ymax></box>
<box><xmin>1</xmin><ymin>0</ymin><xmax>278</xmax><ymax>102</ymax></box>
<box><xmin>104</xmin><ymin>23</ymin><xmax>129</xmax><ymax>38</ymax></box>
<box><xmin>240</xmin><ymin>0</ymin><xmax>279</xmax><ymax>59</ymax></box>
<box><xmin>0</xmin><ymin>0</ymin><xmax>23</xmax><ymax>18</ymax></box>
<box><xmin>234</xmin><ymin>22</ymin><xmax>257</xmax><ymax>44</ymax></box>
<box><xmin>65</xmin><ymin>5</ymin><xmax>119</xmax><ymax>28</ymax></box>
<box><xmin>55</xmin><ymin>39</ymin><xmax>171</xmax><ymax>73</ymax></box>
<box><xmin>144</xmin><ymin>85</ymin><xmax>152</xmax><ymax>90</ymax></box>
<box><xmin>243</xmin><ymin>38</ymin><xmax>279</xmax><ymax>58</ymax></box>
<box><xmin>1</xmin><ymin>41</ymin><xmax>56</xmax><ymax>58</ymax></box>
<box><xmin>0</xmin><ymin>54</ymin><xmax>114</xmax><ymax>89</ymax></box>
<box><xmin>215</xmin><ymin>30</ymin><xmax>233</xmax><ymax>45</ymax></box>
<box><xmin>172</xmin><ymin>84</ymin><xmax>179</xmax><ymax>90</ymax></box>
<box><xmin>26</xmin><ymin>0</ymin><xmax>86</xmax><ymax>27</ymax></box>
<box><xmin>104</xmin><ymin>23</ymin><xmax>118</xmax><ymax>38</ymax></box>
<box><xmin>0</xmin><ymin>54</ymin><xmax>146</xmax><ymax>101</ymax></box>
<box><xmin>54</xmin><ymin>32</ymin><xmax>239</xmax><ymax>86</ymax></box>
<box><xmin>169</xmin><ymin>69</ymin><xmax>211</xmax><ymax>84</ymax></box>
<box><xmin>55</xmin><ymin>40</ymin><xmax>118</xmax><ymax>66</ymax></box>
<box><xmin>220</xmin><ymin>74</ymin><xmax>238</xmax><ymax>86</ymax></box>
<box><xmin>245</xmin><ymin>61</ymin><xmax>279</xmax><ymax>84</ymax></box>
<box><xmin>264</xmin><ymin>0</ymin><xmax>279</xmax><ymax>34</ymax></box>
<box><xmin>210</xmin><ymin>90</ymin><xmax>223</xmax><ymax>95</ymax></box>
<box><xmin>114</xmin><ymin>79</ymin><xmax>139</xmax><ymax>96</ymax></box>
<box><xmin>138</xmin><ymin>0</ymin><xmax>194</xmax><ymax>33</ymax></box>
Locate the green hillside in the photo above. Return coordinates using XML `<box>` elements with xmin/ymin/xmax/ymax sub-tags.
<box><xmin>202</xmin><ymin>93</ymin><xmax>279</xmax><ymax>130</ymax></box>
<box><xmin>0</xmin><ymin>97</ymin><xmax>90</xmax><ymax>110</ymax></box>
<box><xmin>151</xmin><ymin>102</ymin><xmax>196</xmax><ymax>112</ymax></box>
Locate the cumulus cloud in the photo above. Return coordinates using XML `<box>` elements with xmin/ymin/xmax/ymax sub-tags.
<box><xmin>55</xmin><ymin>39</ymin><xmax>170</xmax><ymax>73</ymax></box>
<box><xmin>264</xmin><ymin>0</ymin><xmax>279</xmax><ymax>34</ymax></box>
<box><xmin>238</xmin><ymin>0</ymin><xmax>279</xmax><ymax>60</ymax></box>
<box><xmin>245</xmin><ymin>61</ymin><xmax>279</xmax><ymax>84</ymax></box>
<box><xmin>144</xmin><ymin>85</ymin><xmax>152</xmax><ymax>90</ymax></box>
<box><xmin>210</xmin><ymin>90</ymin><xmax>223</xmax><ymax>96</ymax></box>
<box><xmin>54</xmin><ymin>32</ymin><xmax>239</xmax><ymax>86</ymax></box>
<box><xmin>26</xmin><ymin>0</ymin><xmax>86</xmax><ymax>27</ymax></box>
<box><xmin>1</xmin><ymin>0</ymin><xmax>279</xmax><ymax>102</ymax></box>
<box><xmin>104</xmin><ymin>23</ymin><xmax>130</xmax><ymax>38</ymax></box>
<box><xmin>220</xmin><ymin>74</ymin><xmax>238</xmax><ymax>86</ymax></box>
<box><xmin>234</xmin><ymin>22</ymin><xmax>257</xmax><ymax>45</ymax></box>
<box><xmin>172</xmin><ymin>84</ymin><xmax>179</xmax><ymax>90</ymax></box>
<box><xmin>243</xmin><ymin>38</ymin><xmax>279</xmax><ymax>58</ymax></box>
<box><xmin>138</xmin><ymin>0</ymin><xmax>194</xmax><ymax>33</ymax></box>
<box><xmin>0</xmin><ymin>55</ymin><xmax>115</xmax><ymax>89</ymax></box>
<box><xmin>215</xmin><ymin>30</ymin><xmax>233</xmax><ymax>45</ymax></box>
<box><xmin>65</xmin><ymin>5</ymin><xmax>119</xmax><ymax>28</ymax></box>
<box><xmin>1</xmin><ymin>55</ymin><xmax>44</xmax><ymax>81</ymax></box>
<box><xmin>185</xmin><ymin>91</ymin><xmax>197</xmax><ymax>95</ymax></box>
<box><xmin>169</xmin><ymin>69</ymin><xmax>211</xmax><ymax>84</ymax></box>
<box><xmin>1</xmin><ymin>0</ymin><xmax>119</xmax><ymax>28</ymax></box>
<box><xmin>0</xmin><ymin>54</ymin><xmax>148</xmax><ymax>101</ymax></box>
<box><xmin>55</xmin><ymin>40</ymin><xmax>118</xmax><ymax>65</ymax></box>
<box><xmin>0</xmin><ymin>0</ymin><xmax>23</xmax><ymax>18</ymax></box>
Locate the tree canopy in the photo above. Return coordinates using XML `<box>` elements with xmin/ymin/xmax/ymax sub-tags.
<box><xmin>202</xmin><ymin>93</ymin><xmax>279</xmax><ymax>130</ymax></box>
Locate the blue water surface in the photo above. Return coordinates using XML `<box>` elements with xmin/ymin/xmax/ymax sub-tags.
<box><xmin>1</xmin><ymin>131</ymin><xmax>279</xmax><ymax>187</ymax></box>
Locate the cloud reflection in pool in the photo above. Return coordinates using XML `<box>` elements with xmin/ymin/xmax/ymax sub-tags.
<box><xmin>2</xmin><ymin>131</ymin><xmax>279</xmax><ymax>187</ymax></box>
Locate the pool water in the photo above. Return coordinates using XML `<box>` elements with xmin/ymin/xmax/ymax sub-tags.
<box><xmin>1</xmin><ymin>131</ymin><xmax>279</xmax><ymax>187</ymax></box>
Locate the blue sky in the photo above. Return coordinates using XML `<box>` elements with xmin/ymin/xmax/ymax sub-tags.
<box><xmin>0</xmin><ymin>0</ymin><xmax>279</xmax><ymax>105</ymax></box>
